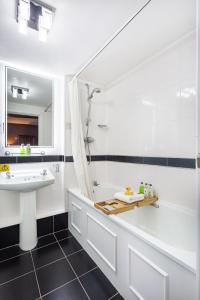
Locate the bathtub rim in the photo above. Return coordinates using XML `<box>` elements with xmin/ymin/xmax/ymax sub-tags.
<box><xmin>68</xmin><ymin>188</ymin><xmax>196</xmax><ymax>274</ymax></box>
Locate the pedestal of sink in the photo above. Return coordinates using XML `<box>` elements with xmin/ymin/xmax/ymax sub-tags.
<box><xmin>20</xmin><ymin>191</ymin><xmax>37</xmax><ymax>251</ymax></box>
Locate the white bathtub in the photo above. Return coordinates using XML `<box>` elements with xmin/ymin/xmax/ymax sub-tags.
<box><xmin>68</xmin><ymin>185</ymin><xmax>196</xmax><ymax>300</ymax></box>
<box><xmin>94</xmin><ymin>184</ymin><xmax>196</xmax><ymax>269</ymax></box>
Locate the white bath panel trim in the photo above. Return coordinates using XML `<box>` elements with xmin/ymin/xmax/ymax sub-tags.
<box><xmin>71</xmin><ymin>202</ymin><xmax>82</xmax><ymax>235</ymax></box>
<box><xmin>86</xmin><ymin>213</ymin><xmax>117</xmax><ymax>272</ymax></box>
<box><xmin>128</xmin><ymin>245</ymin><xmax>169</xmax><ymax>300</ymax></box>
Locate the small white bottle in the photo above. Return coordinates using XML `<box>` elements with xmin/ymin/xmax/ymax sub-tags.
<box><xmin>149</xmin><ymin>184</ymin><xmax>154</xmax><ymax>198</ymax></box>
<box><xmin>144</xmin><ymin>183</ymin><xmax>149</xmax><ymax>198</ymax></box>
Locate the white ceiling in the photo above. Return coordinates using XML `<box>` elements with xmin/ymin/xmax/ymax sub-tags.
<box><xmin>0</xmin><ymin>0</ymin><xmax>148</xmax><ymax>76</ymax></box>
<box><xmin>80</xmin><ymin>0</ymin><xmax>196</xmax><ymax>86</ymax></box>
<box><xmin>7</xmin><ymin>68</ymin><xmax>52</xmax><ymax>107</ymax></box>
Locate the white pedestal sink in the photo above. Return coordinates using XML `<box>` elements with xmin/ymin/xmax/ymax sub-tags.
<box><xmin>0</xmin><ymin>169</ymin><xmax>55</xmax><ymax>251</ymax></box>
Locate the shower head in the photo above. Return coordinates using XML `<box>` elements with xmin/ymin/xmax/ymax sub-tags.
<box><xmin>85</xmin><ymin>84</ymin><xmax>101</xmax><ymax>100</ymax></box>
<box><xmin>89</xmin><ymin>88</ymin><xmax>101</xmax><ymax>100</ymax></box>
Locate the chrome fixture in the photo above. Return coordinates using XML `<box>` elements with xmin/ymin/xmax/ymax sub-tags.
<box><xmin>93</xmin><ymin>180</ymin><xmax>100</xmax><ymax>187</ymax></box>
<box><xmin>85</xmin><ymin>83</ymin><xmax>101</xmax><ymax>164</ymax></box>
<box><xmin>41</xmin><ymin>169</ymin><xmax>47</xmax><ymax>176</ymax></box>
<box><xmin>84</xmin><ymin>137</ymin><xmax>95</xmax><ymax>144</ymax></box>
<box><xmin>44</xmin><ymin>103</ymin><xmax>52</xmax><ymax>112</ymax></box>
<box><xmin>150</xmin><ymin>202</ymin><xmax>159</xmax><ymax>208</ymax></box>
<box><xmin>5</xmin><ymin>151</ymin><xmax>11</xmax><ymax>156</ymax></box>
<box><xmin>97</xmin><ymin>124</ymin><xmax>108</xmax><ymax>129</ymax></box>
<box><xmin>6</xmin><ymin>172</ymin><xmax>11</xmax><ymax>179</ymax></box>
<box><xmin>17</xmin><ymin>0</ymin><xmax>55</xmax><ymax>42</ymax></box>
<box><xmin>11</xmin><ymin>85</ymin><xmax>29</xmax><ymax>100</ymax></box>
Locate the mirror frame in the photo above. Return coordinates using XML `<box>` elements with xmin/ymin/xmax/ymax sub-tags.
<box><xmin>5</xmin><ymin>66</ymin><xmax>54</xmax><ymax>148</ymax></box>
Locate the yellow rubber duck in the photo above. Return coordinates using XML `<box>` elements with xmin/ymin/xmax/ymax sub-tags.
<box><xmin>124</xmin><ymin>186</ymin><xmax>134</xmax><ymax>196</ymax></box>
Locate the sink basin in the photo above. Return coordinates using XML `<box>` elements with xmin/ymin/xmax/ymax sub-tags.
<box><xmin>0</xmin><ymin>169</ymin><xmax>55</xmax><ymax>192</ymax></box>
<box><xmin>0</xmin><ymin>168</ymin><xmax>55</xmax><ymax>251</ymax></box>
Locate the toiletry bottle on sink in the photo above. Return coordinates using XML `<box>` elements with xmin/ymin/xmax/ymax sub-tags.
<box><xmin>20</xmin><ymin>144</ymin><xmax>26</xmax><ymax>156</ymax></box>
<box><xmin>139</xmin><ymin>182</ymin><xmax>144</xmax><ymax>194</ymax></box>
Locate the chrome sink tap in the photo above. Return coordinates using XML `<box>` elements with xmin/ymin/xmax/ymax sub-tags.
<box><xmin>41</xmin><ymin>169</ymin><xmax>47</xmax><ymax>176</ymax></box>
<box><xmin>6</xmin><ymin>172</ymin><xmax>11</xmax><ymax>179</ymax></box>
<box><xmin>93</xmin><ymin>180</ymin><xmax>100</xmax><ymax>187</ymax></box>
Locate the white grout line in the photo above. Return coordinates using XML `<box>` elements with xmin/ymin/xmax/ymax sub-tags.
<box><xmin>53</xmin><ymin>233</ymin><xmax>91</xmax><ymax>300</ymax></box>
<box><xmin>36</xmin><ymin>277</ymin><xmax>77</xmax><ymax>299</ymax></box>
<box><xmin>30</xmin><ymin>251</ymin><xmax>42</xmax><ymax>299</ymax></box>
<box><xmin>0</xmin><ymin>243</ymin><xmax>21</xmax><ymax>252</ymax></box>
<box><xmin>56</xmin><ymin>235</ymin><xmax>73</xmax><ymax>242</ymax></box>
<box><xmin>31</xmin><ymin>241</ymin><xmax>58</xmax><ymax>252</ymax></box>
<box><xmin>36</xmin><ymin>266</ymin><xmax>99</xmax><ymax>300</ymax></box>
<box><xmin>0</xmin><ymin>270</ymin><xmax>34</xmax><ymax>287</ymax></box>
<box><xmin>57</xmin><ymin>233</ymin><xmax>73</xmax><ymax>241</ymax></box>
<box><xmin>108</xmin><ymin>292</ymin><xmax>119</xmax><ymax>300</ymax></box>
<box><xmin>66</xmin><ymin>248</ymin><xmax>84</xmax><ymax>257</ymax></box>
<box><xmin>53</xmin><ymin>228</ymin><xmax>70</xmax><ymax>234</ymax></box>
<box><xmin>0</xmin><ymin>250</ymin><xmax>29</xmax><ymax>264</ymax></box>
<box><xmin>78</xmin><ymin>266</ymin><xmax>98</xmax><ymax>279</ymax></box>
<box><xmin>0</xmin><ymin>229</ymin><xmax>70</xmax><ymax>253</ymax></box>
<box><xmin>35</xmin><ymin>257</ymin><xmax>65</xmax><ymax>271</ymax></box>
<box><xmin>0</xmin><ymin>240</ymin><xmax>58</xmax><ymax>265</ymax></box>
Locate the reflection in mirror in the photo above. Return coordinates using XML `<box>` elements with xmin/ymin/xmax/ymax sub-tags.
<box><xmin>6</xmin><ymin>68</ymin><xmax>53</xmax><ymax>147</ymax></box>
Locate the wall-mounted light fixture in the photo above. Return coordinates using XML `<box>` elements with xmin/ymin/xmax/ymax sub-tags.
<box><xmin>17</xmin><ymin>0</ymin><xmax>55</xmax><ymax>42</ymax></box>
<box><xmin>11</xmin><ymin>85</ymin><xmax>29</xmax><ymax>100</ymax></box>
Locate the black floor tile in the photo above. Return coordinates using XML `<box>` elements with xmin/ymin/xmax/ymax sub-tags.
<box><xmin>68</xmin><ymin>250</ymin><xmax>96</xmax><ymax>277</ymax></box>
<box><xmin>59</xmin><ymin>237</ymin><xmax>82</xmax><ymax>256</ymax></box>
<box><xmin>80</xmin><ymin>268</ymin><xmax>117</xmax><ymax>300</ymax></box>
<box><xmin>111</xmin><ymin>293</ymin><xmax>124</xmax><ymax>300</ymax></box>
<box><xmin>32</xmin><ymin>242</ymin><xmax>64</xmax><ymax>269</ymax></box>
<box><xmin>54</xmin><ymin>229</ymin><xmax>72</xmax><ymax>241</ymax></box>
<box><xmin>0</xmin><ymin>272</ymin><xmax>40</xmax><ymax>300</ymax></box>
<box><xmin>42</xmin><ymin>279</ymin><xmax>88</xmax><ymax>300</ymax></box>
<box><xmin>0</xmin><ymin>245</ymin><xmax>25</xmax><ymax>262</ymax></box>
<box><xmin>36</xmin><ymin>258</ymin><xmax>76</xmax><ymax>295</ymax></box>
<box><xmin>36</xmin><ymin>234</ymin><xmax>56</xmax><ymax>249</ymax></box>
<box><xmin>0</xmin><ymin>253</ymin><xmax>33</xmax><ymax>284</ymax></box>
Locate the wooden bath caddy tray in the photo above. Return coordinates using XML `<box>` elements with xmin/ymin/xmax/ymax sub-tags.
<box><xmin>94</xmin><ymin>196</ymin><xmax>158</xmax><ymax>215</ymax></box>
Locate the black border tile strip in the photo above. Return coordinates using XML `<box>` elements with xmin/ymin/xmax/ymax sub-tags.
<box><xmin>197</xmin><ymin>158</ymin><xmax>200</xmax><ymax>168</ymax></box>
<box><xmin>0</xmin><ymin>154</ymin><xmax>195</xmax><ymax>168</ymax></box>
<box><xmin>64</xmin><ymin>155</ymin><xmax>196</xmax><ymax>169</ymax></box>
<box><xmin>167</xmin><ymin>158</ymin><xmax>196</xmax><ymax>169</ymax></box>
<box><xmin>143</xmin><ymin>157</ymin><xmax>167</xmax><ymax>166</ymax></box>
<box><xmin>0</xmin><ymin>155</ymin><xmax>64</xmax><ymax>164</ymax></box>
<box><xmin>65</xmin><ymin>156</ymin><xmax>73</xmax><ymax>162</ymax></box>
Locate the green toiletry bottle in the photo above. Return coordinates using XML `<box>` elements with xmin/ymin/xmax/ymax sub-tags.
<box><xmin>26</xmin><ymin>144</ymin><xmax>31</xmax><ymax>155</ymax></box>
<box><xmin>20</xmin><ymin>144</ymin><xmax>26</xmax><ymax>156</ymax></box>
<box><xmin>139</xmin><ymin>182</ymin><xmax>144</xmax><ymax>194</ymax></box>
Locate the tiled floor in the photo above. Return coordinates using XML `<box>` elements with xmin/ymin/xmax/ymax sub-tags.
<box><xmin>0</xmin><ymin>229</ymin><xmax>124</xmax><ymax>300</ymax></box>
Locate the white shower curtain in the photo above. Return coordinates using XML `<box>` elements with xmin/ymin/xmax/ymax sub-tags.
<box><xmin>68</xmin><ymin>77</ymin><xmax>94</xmax><ymax>201</ymax></box>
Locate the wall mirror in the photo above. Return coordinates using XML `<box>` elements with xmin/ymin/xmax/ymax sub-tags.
<box><xmin>6</xmin><ymin>67</ymin><xmax>53</xmax><ymax>147</ymax></box>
